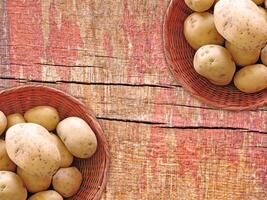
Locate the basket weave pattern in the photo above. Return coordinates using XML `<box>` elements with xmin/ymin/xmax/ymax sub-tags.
<box><xmin>0</xmin><ymin>85</ymin><xmax>109</xmax><ymax>200</ymax></box>
<box><xmin>163</xmin><ymin>0</ymin><xmax>267</xmax><ymax>110</ymax></box>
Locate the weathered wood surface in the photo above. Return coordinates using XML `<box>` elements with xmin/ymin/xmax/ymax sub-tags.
<box><xmin>0</xmin><ymin>0</ymin><xmax>266</xmax><ymax>199</ymax></box>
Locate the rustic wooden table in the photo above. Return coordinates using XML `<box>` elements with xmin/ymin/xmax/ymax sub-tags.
<box><xmin>0</xmin><ymin>0</ymin><xmax>267</xmax><ymax>199</ymax></box>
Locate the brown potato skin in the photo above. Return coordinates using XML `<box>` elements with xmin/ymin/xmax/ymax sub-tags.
<box><xmin>50</xmin><ymin>134</ymin><xmax>74</xmax><ymax>168</ymax></box>
<box><xmin>225</xmin><ymin>41</ymin><xmax>260</xmax><ymax>67</ymax></box>
<box><xmin>258</xmin><ymin>6</ymin><xmax>267</xmax><ymax>20</ymax></box>
<box><xmin>24</xmin><ymin>106</ymin><xmax>60</xmax><ymax>131</ymax></box>
<box><xmin>17</xmin><ymin>167</ymin><xmax>52</xmax><ymax>193</ymax></box>
<box><xmin>56</xmin><ymin>117</ymin><xmax>97</xmax><ymax>159</ymax></box>
<box><xmin>6</xmin><ymin>113</ymin><xmax>25</xmax><ymax>129</ymax></box>
<box><xmin>52</xmin><ymin>167</ymin><xmax>83</xmax><ymax>198</ymax></box>
<box><xmin>234</xmin><ymin>64</ymin><xmax>267</xmax><ymax>93</ymax></box>
<box><xmin>0</xmin><ymin>140</ymin><xmax>16</xmax><ymax>172</ymax></box>
<box><xmin>185</xmin><ymin>0</ymin><xmax>215</xmax><ymax>12</ymax></box>
<box><xmin>184</xmin><ymin>12</ymin><xmax>224</xmax><ymax>50</ymax></box>
<box><xmin>5</xmin><ymin>123</ymin><xmax>60</xmax><ymax>177</ymax></box>
<box><xmin>28</xmin><ymin>190</ymin><xmax>63</xmax><ymax>200</ymax></box>
<box><xmin>0</xmin><ymin>171</ymin><xmax>27</xmax><ymax>200</ymax></box>
<box><xmin>0</xmin><ymin>111</ymin><xmax>7</xmax><ymax>136</ymax></box>
<box><xmin>194</xmin><ymin>45</ymin><xmax>236</xmax><ymax>85</ymax></box>
<box><xmin>261</xmin><ymin>44</ymin><xmax>267</xmax><ymax>65</ymax></box>
<box><xmin>253</xmin><ymin>0</ymin><xmax>264</xmax><ymax>5</ymax></box>
<box><xmin>214</xmin><ymin>0</ymin><xmax>267</xmax><ymax>51</ymax></box>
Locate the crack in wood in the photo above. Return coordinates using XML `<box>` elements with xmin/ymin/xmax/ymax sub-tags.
<box><xmin>96</xmin><ymin>116</ymin><xmax>166</xmax><ymax>125</ymax></box>
<box><xmin>0</xmin><ymin>76</ymin><xmax>176</xmax><ymax>89</ymax></box>
<box><xmin>246</xmin><ymin>146</ymin><xmax>267</xmax><ymax>149</ymax></box>
<box><xmin>157</xmin><ymin>125</ymin><xmax>267</xmax><ymax>134</ymax></box>
<box><xmin>35</xmin><ymin>62</ymin><xmax>103</xmax><ymax>68</ymax></box>
<box><xmin>0</xmin><ymin>77</ymin><xmax>266</xmax><ymax>113</ymax></box>
<box><xmin>148</xmin><ymin>102</ymin><xmax>267</xmax><ymax>112</ymax></box>
<box><xmin>149</xmin><ymin>102</ymin><xmax>220</xmax><ymax>111</ymax></box>
<box><xmin>96</xmin><ymin>117</ymin><xmax>266</xmax><ymax>134</ymax></box>
<box><xmin>3</xmin><ymin>62</ymin><xmax>104</xmax><ymax>68</ymax></box>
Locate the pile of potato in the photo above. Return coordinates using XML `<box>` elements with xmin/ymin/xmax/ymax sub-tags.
<box><xmin>184</xmin><ymin>0</ymin><xmax>267</xmax><ymax>93</ymax></box>
<box><xmin>0</xmin><ymin>106</ymin><xmax>98</xmax><ymax>200</ymax></box>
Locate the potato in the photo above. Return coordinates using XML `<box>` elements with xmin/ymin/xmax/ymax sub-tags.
<box><xmin>24</xmin><ymin>106</ymin><xmax>60</xmax><ymax>131</ymax></box>
<box><xmin>184</xmin><ymin>12</ymin><xmax>224</xmax><ymax>50</ymax></box>
<box><xmin>185</xmin><ymin>0</ymin><xmax>215</xmax><ymax>12</ymax></box>
<box><xmin>56</xmin><ymin>117</ymin><xmax>97</xmax><ymax>158</ymax></box>
<box><xmin>234</xmin><ymin>64</ymin><xmax>267</xmax><ymax>93</ymax></box>
<box><xmin>0</xmin><ymin>111</ymin><xmax>7</xmax><ymax>136</ymax></box>
<box><xmin>258</xmin><ymin>6</ymin><xmax>267</xmax><ymax>22</ymax></box>
<box><xmin>5</xmin><ymin>123</ymin><xmax>60</xmax><ymax>176</ymax></box>
<box><xmin>193</xmin><ymin>45</ymin><xmax>236</xmax><ymax>85</ymax></box>
<box><xmin>253</xmin><ymin>0</ymin><xmax>264</xmax><ymax>5</ymax></box>
<box><xmin>28</xmin><ymin>190</ymin><xmax>63</xmax><ymax>200</ymax></box>
<box><xmin>17</xmin><ymin>167</ymin><xmax>52</xmax><ymax>193</ymax></box>
<box><xmin>0</xmin><ymin>140</ymin><xmax>16</xmax><ymax>172</ymax></box>
<box><xmin>214</xmin><ymin>0</ymin><xmax>267</xmax><ymax>51</ymax></box>
<box><xmin>6</xmin><ymin>113</ymin><xmax>25</xmax><ymax>129</ymax></box>
<box><xmin>52</xmin><ymin>167</ymin><xmax>82</xmax><ymax>198</ymax></box>
<box><xmin>50</xmin><ymin>134</ymin><xmax>73</xmax><ymax>168</ymax></box>
<box><xmin>225</xmin><ymin>41</ymin><xmax>260</xmax><ymax>66</ymax></box>
<box><xmin>261</xmin><ymin>44</ymin><xmax>267</xmax><ymax>65</ymax></box>
<box><xmin>0</xmin><ymin>171</ymin><xmax>27</xmax><ymax>200</ymax></box>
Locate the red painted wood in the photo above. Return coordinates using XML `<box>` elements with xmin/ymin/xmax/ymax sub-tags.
<box><xmin>7</xmin><ymin>0</ymin><xmax>44</xmax><ymax>79</ymax></box>
<box><xmin>1</xmin><ymin>0</ymin><xmax>266</xmax><ymax>199</ymax></box>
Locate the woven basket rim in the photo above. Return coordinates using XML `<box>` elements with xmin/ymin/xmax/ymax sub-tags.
<box><xmin>0</xmin><ymin>85</ymin><xmax>110</xmax><ymax>200</ymax></box>
<box><xmin>162</xmin><ymin>0</ymin><xmax>267</xmax><ymax>111</ymax></box>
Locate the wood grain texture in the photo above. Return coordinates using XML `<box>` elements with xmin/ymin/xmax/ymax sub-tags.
<box><xmin>0</xmin><ymin>0</ymin><xmax>267</xmax><ymax>199</ymax></box>
<box><xmin>0</xmin><ymin>0</ymin><xmax>9</xmax><ymax>76</ymax></box>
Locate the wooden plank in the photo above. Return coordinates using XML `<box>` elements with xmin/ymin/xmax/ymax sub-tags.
<box><xmin>0</xmin><ymin>0</ymin><xmax>9</xmax><ymax>77</ymax></box>
<box><xmin>100</xmin><ymin>121</ymin><xmax>267</xmax><ymax>200</ymax></box>
<box><xmin>0</xmin><ymin>0</ymin><xmax>266</xmax><ymax>199</ymax></box>
<box><xmin>3</xmin><ymin>0</ymin><xmax>266</xmax><ymax>113</ymax></box>
<box><xmin>4</xmin><ymin>0</ymin><xmax>174</xmax><ymax>86</ymax></box>
<box><xmin>0</xmin><ymin>79</ymin><xmax>266</xmax><ymax>200</ymax></box>
<box><xmin>1</xmin><ymin>79</ymin><xmax>265</xmax><ymax>133</ymax></box>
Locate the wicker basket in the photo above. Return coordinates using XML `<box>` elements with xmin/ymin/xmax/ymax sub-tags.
<box><xmin>0</xmin><ymin>85</ymin><xmax>109</xmax><ymax>200</ymax></box>
<box><xmin>163</xmin><ymin>0</ymin><xmax>267</xmax><ymax>110</ymax></box>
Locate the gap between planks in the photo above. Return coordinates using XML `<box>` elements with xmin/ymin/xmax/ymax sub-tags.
<box><xmin>0</xmin><ymin>77</ymin><xmax>266</xmax><ymax>113</ymax></box>
<box><xmin>97</xmin><ymin>117</ymin><xmax>267</xmax><ymax>134</ymax></box>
